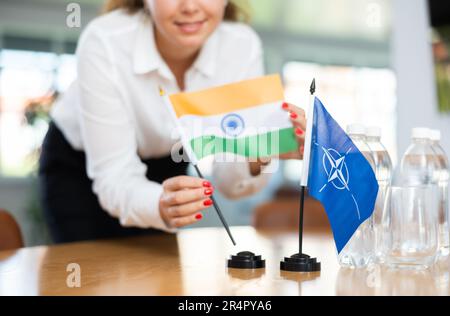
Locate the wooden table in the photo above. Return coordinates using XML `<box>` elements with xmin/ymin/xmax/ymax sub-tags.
<box><xmin>0</xmin><ymin>226</ymin><xmax>449</xmax><ymax>296</ymax></box>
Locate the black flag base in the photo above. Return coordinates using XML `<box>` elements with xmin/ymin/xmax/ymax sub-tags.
<box><xmin>280</xmin><ymin>253</ymin><xmax>321</xmax><ymax>272</ymax></box>
<box><xmin>227</xmin><ymin>251</ymin><xmax>265</xmax><ymax>269</ymax></box>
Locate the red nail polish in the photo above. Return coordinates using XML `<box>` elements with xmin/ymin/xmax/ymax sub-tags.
<box><xmin>300</xmin><ymin>146</ymin><xmax>305</xmax><ymax>152</ymax></box>
<box><xmin>282</xmin><ymin>102</ymin><xmax>289</xmax><ymax>109</ymax></box>
<box><xmin>203</xmin><ymin>199</ymin><xmax>213</xmax><ymax>206</ymax></box>
<box><xmin>290</xmin><ymin>112</ymin><xmax>298</xmax><ymax>119</ymax></box>
<box><xmin>295</xmin><ymin>128</ymin><xmax>304</xmax><ymax>136</ymax></box>
<box><xmin>202</xmin><ymin>181</ymin><xmax>211</xmax><ymax>188</ymax></box>
<box><xmin>204</xmin><ymin>189</ymin><xmax>213</xmax><ymax>196</ymax></box>
<box><xmin>195</xmin><ymin>213</ymin><xmax>203</xmax><ymax>220</ymax></box>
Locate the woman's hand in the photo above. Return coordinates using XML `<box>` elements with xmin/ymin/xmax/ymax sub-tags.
<box><xmin>280</xmin><ymin>102</ymin><xmax>307</xmax><ymax>160</ymax></box>
<box><xmin>159</xmin><ymin>176</ymin><xmax>214</xmax><ymax>228</ymax></box>
<box><xmin>247</xmin><ymin>102</ymin><xmax>307</xmax><ymax>175</ymax></box>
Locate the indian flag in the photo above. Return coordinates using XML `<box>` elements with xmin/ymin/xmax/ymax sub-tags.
<box><xmin>162</xmin><ymin>74</ymin><xmax>298</xmax><ymax>163</ymax></box>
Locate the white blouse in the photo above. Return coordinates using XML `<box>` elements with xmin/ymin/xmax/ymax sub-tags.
<box><xmin>51</xmin><ymin>9</ymin><xmax>272</xmax><ymax>232</ymax></box>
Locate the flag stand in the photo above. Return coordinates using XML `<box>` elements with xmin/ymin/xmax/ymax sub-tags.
<box><xmin>195</xmin><ymin>163</ymin><xmax>267</xmax><ymax>270</ymax></box>
<box><xmin>280</xmin><ymin>79</ymin><xmax>321</xmax><ymax>272</ymax></box>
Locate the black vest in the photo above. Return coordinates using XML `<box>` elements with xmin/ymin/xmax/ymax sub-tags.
<box><xmin>39</xmin><ymin>122</ymin><xmax>189</xmax><ymax>243</ymax></box>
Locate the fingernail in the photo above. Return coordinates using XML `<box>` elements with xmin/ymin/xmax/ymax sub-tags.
<box><xmin>290</xmin><ymin>112</ymin><xmax>298</xmax><ymax>119</ymax></box>
<box><xmin>204</xmin><ymin>188</ymin><xmax>213</xmax><ymax>196</ymax></box>
<box><xmin>295</xmin><ymin>128</ymin><xmax>304</xmax><ymax>136</ymax></box>
<box><xmin>202</xmin><ymin>181</ymin><xmax>211</xmax><ymax>188</ymax></box>
<box><xmin>300</xmin><ymin>146</ymin><xmax>304</xmax><ymax>152</ymax></box>
<box><xmin>203</xmin><ymin>199</ymin><xmax>213</xmax><ymax>206</ymax></box>
<box><xmin>282</xmin><ymin>102</ymin><xmax>289</xmax><ymax>109</ymax></box>
<box><xmin>195</xmin><ymin>213</ymin><xmax>203</xmax><ymax>220</ymax></box>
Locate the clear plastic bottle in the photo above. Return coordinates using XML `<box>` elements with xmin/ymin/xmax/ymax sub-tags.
<box><xmin>389</xmin><ymin>127</ymin><xmax>441</xmax><ymax>266</ymax></box>
<box><xmin>365</xmin><ymin>126</ymin><xmax>393</xmax><ymax>259</ymax></box>
<box><xmin>429</xmin><ymin>129</ymin><xmax>449</xmax><ymax>257</ymax></box>
<box><xmin>338</xmin><ymin>124</ymin><xmax>376</xmax><ymax>268</ymax></box>
<box><xmin>400</xmin><ymin>128</ymin><xmax>439</xmax><ymax>186</ymax></box>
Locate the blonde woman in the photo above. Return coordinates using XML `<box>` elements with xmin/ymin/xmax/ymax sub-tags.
<box><xmin>39</xmin><ymin>0</ymin><xmax>306</xmax><ymax>243</ymax></box>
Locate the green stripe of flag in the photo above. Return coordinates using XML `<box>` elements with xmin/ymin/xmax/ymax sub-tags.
<box><xmin>190</xmin><ymin>127</ymin><xmax>298</xmax><ymax>160</ymax></box>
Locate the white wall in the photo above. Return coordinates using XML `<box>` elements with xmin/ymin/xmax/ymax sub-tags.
<box><xmin>392</xmin><ymin>0</ymin><xmax>450</xmax><ymax>160</ymax></box>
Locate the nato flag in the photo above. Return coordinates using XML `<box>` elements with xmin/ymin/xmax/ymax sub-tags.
<box><xmin>307</xmin><ymin>97</ymin><xmax>379</xmax><ymax>253</ymax></box>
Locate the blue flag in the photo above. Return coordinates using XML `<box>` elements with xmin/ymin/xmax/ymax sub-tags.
<box><xmin>306</xmin><ymin>97</ymin><xmax>379</xmax><ymax>253</ymax></box>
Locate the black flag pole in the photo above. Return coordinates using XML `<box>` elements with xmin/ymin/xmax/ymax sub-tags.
<box><xmin>193</xmin><ymin>165</ymin><xmax>236</xmax><ymax>246</ymax></box>
<box><xmin>280</xmin><ymin>79</ymin><xmax>321</xmax><ymax>272</ymax></box>
<box><xmin>299</xmin><ymin>186</ymin><xmax>306</xmax><ymax>255</ymax></box>
<box><xmin>298</xmin><ymin>78</ymin><xmax>315</xmax><ymax>255</ymax></box>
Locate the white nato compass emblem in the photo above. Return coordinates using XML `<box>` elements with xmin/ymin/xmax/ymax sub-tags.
<box><xmin>314</xmin><ymin>143</ymin><xmax>361</xmax><ymax>220</ymax></box>
<box><xmin>221</xmin><ymin>113</ymin><xmax>245</xmax><ymax>137</ymax></box>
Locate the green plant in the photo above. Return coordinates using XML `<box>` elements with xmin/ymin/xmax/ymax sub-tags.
<box><xmin>434</xmin><ymin>26</ymin><xmax>450</xmax><ymax>114</ymax></box>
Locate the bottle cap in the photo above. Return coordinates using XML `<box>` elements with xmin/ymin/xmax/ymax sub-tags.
<box><xmin>366</xmin><ymin>126</ymin><xmax>381</xmax><ymax>138</ymax></box>
<box><xmin>429</xmin><ymin>129</ymin><xmax>441</xmax><ymax>142</ymax></box>
<box><xmin>346</xmin><ymin>124</ymin><xmax>366</xmax><ymax>136</ymax></box>
<box><xmin>411</xmin><ymin>127</ymin><xmax>431</xmax><ymax>140</ymax></box>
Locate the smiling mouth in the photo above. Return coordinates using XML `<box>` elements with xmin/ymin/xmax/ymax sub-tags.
<box><xmin>174</xmin><ymin>20</ymin><xmax>207</xmax><ymax>34</ymax></box>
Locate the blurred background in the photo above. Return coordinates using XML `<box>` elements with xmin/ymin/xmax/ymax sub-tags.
<box><xmin>0</xmin><ymin>0</ymin><xmax>449</xmax><ymax>246</ymax></box>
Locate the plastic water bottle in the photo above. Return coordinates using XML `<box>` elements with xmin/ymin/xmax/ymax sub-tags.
<box><xmin>338</xmin><ymin>124</ymin><xmax>376</xmax><ymax>267</ymax></box>
<box><xmin>400</xmin><ymin>128</ymin><xmax>439</xmax><ymax>186</ymax></box>
<box><xmin>396</xmin><ymin>128</ymin><xmax>441</xmax><ymax>264</ymax></box>
<box><xmin>429</xmin><ymin>129</ymin><xmax>449</xmax><ymax>257</ymax></box>
<box><xmin>365</xmin><ymin>126</ymin><xmax>393</xmax><ymax>259</ymax></box>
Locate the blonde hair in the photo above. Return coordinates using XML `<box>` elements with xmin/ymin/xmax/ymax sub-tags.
<box><xmin>102</xmin><ymin>0</ymin><xmax>249</xmax><ymax>22</ymax></box>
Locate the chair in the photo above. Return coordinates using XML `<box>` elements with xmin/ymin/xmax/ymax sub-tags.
<box><xmin>0</xmin><ymin>209</ymin><xmax>24</xmax><ymax>250</ymax></box>
<box><xmin>253</xmin><ymin>186</ymin><xmax>331</xmax><ymax>231</ymax></box>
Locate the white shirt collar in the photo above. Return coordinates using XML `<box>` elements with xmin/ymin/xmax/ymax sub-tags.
<box><xmin>133</xmin><ymin>12</ymin><xmax>218</xmax><ymax>79</ymax></box>
<box><xmin>133</xmin><ymin>13</ymin><xmax>166</xmax><ymax>76</ymax></box>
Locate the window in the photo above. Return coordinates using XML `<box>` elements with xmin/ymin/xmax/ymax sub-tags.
<box><xmin>282</xmin><ymin>61</ymin><xmax>397</xmax><ymax>182</ymax></box>
<box><xmin>249</xmin><ymin>0</ymin><xmax>391</xmax><ymax>40</ymax></box>
<box><xmin>244</xmin><ymin>0</ymin><xmax>395</xmax><ymax>184</ymax></box>
<box><xmin>0</xmin><ymin>49</ymin><xmax>76</xmax><ymax>177</ymax></box>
